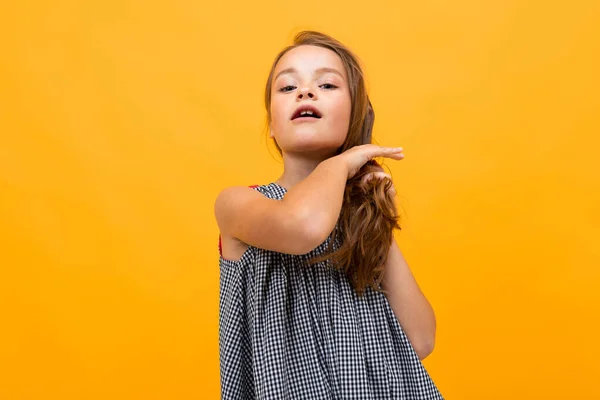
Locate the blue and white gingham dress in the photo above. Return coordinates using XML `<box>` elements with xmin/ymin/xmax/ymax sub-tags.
<box><xmin>219</xmin><ymin>183</ymin><xmax>443</xmax><ymax>399</ymax></box>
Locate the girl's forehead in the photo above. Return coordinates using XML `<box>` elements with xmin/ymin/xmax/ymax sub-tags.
<box><xmin>275</xmin><ymin>45</ymin><xmax>346</xmax><ymax>76</ymax></box>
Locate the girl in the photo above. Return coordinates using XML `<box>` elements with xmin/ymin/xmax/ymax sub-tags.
<box><xmin>215</xmin><ymin>31</ymin><xmax>443</xmax><ymax>399</ymax></box>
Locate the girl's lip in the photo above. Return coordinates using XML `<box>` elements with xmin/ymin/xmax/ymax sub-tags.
<box><xmin>291</xmin><ymin>105</ymin><xmax>322</xmax><ymax>120</ymax></box>
<box><xmin>291</xmin><ymin>116</ymin><xmax>321</xmax><ymax>123</ymax></box>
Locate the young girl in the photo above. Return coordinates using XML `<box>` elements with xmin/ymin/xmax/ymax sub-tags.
<box><xmin>215</xmin><ymin>31</ymin><xmax>443</xmax><ymax>399</ymax></box>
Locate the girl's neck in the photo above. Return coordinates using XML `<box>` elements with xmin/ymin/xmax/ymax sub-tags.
<box><xmin>274</xmin><ymin>151</ymin><xmax>334</xmax><ymax>190</ymax></box>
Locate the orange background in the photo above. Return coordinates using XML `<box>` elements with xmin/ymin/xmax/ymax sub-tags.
<box><xmin>1</xmin><ymin>0</ymin><xmax>599</xmax><ymax>398</ymax></box>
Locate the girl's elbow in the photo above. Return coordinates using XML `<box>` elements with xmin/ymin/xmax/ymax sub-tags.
<box><xmin>415</xmin><ymin>336</ymin><xmax>435</xmax><ymax>360</ymax></box>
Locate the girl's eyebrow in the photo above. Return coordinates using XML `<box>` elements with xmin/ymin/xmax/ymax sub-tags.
<box><xmin>274</xmin><ymin>67</ymin><xmax>344</xmax><ymax>81</ymax></box>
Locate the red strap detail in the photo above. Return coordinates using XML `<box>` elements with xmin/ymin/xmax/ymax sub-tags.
<box><xmin>219</xmin><ymin>185</ymin><xmax>259</xmax><ymax>257</ymax></box>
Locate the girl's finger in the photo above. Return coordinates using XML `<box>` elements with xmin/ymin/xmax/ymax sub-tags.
<box><xmin>361</xmin><ymin>171</ymin><xmax>392</xmax><ymax>185</ymax></box>
<box><xmin>367</xmin><ymin>146</ymin><xmax>403</xmax><ymax>158</ymax></box>
<box><xmin>382</xmin><ymin>152</ymin><xmax>405</xmax><ymax>160</ymax></box>
<box><xmin>381</xmin><ymin>147</ymin><xmax>403</xmax><ymax>155</ymax></box>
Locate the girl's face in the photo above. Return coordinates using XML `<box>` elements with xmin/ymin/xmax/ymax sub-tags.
<box><xmin>270</xmin><ymin>45</ymin><xmax>352</xmax><ymax>158</ymax></box>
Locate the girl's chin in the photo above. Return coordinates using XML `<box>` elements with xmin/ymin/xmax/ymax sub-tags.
<box><xmin>280</xmin><ymin>140</ymin><xmax>345</xmax><ymax>155</ymax></box>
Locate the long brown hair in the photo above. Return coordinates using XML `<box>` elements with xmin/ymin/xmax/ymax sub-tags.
<box><xmin>264</xmin><ymin>31</ymin><xmax>401</xmax><ymax>296</ymax></box>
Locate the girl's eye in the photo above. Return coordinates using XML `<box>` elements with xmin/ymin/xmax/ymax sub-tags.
<box><xmin>279</xmin><ymin>85</ymin><xmax>296</xmax><ymax>92</ymax></box>
<box><xmin>320</xmin><ymin>83</ymin><xmax>338</xmax><ymax>89</ymax></box>
<box><xmin>278</xmin><ymin>83</ymin><xmax>338</xmax><ymax>92</ymax></box>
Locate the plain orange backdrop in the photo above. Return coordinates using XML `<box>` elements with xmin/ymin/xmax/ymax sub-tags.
<box><xmin>1</xmin><ymin>0</ymin><xmax>599</xmax><ymax>399</ymax></box>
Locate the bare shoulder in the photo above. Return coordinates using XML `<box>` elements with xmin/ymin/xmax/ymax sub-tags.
<box><xmin>215</xmin><ymin>186</ymin><xmax>261</xmax><ymax>260</ymax></box>
<box><xmin>214</xmin><ymin>185</ymin><xmax>264</xmax><ymax>233</ymax></box>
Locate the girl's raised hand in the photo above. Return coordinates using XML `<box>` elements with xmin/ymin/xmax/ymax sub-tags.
<box><xmin>338</xmin><ymin>144</ymin><xmax>404</xmax><ymax>179</ymax></box>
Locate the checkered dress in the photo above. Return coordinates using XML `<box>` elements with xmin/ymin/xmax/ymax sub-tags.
<box><xmin>219</xmin><ymin>183</ymin><xmax>443</xmax><ymax>399</ymax></box>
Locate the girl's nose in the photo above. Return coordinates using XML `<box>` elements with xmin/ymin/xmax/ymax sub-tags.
<box><xmin>297</xmin><ymin>87</ymin><xmax>315</xmax><ymax>99</ymax></box>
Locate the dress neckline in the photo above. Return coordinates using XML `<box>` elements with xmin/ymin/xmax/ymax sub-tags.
<box><xmin>269</xmin><ymin>182</ymin><xmax>288</xmax><ymax>193</ymax></box>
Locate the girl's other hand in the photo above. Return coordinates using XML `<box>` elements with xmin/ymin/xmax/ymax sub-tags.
<box><xmin>360</xmin><ymin>161</ymin><xmax>397</xmax><ymax>196</ymax></box>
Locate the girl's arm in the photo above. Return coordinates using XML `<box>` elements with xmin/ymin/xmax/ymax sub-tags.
<box><xmin>382</xmin><ymin>238</ymin><xmax>437</xmax><ymax>360</ymax></box>
<box><xmin>214</xmin><ymin>156</ymin><xmax>348</xmax><ymax>255</ymax></box>
<box><xmin>281</xmin><ymin>156</ymin><xmax>349</xmax><ymax>246</ymax></box>
<box><xmin>215</xmin><ymin>145</ymin><xmax>403</xmax><ymax>255</ymax></box>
